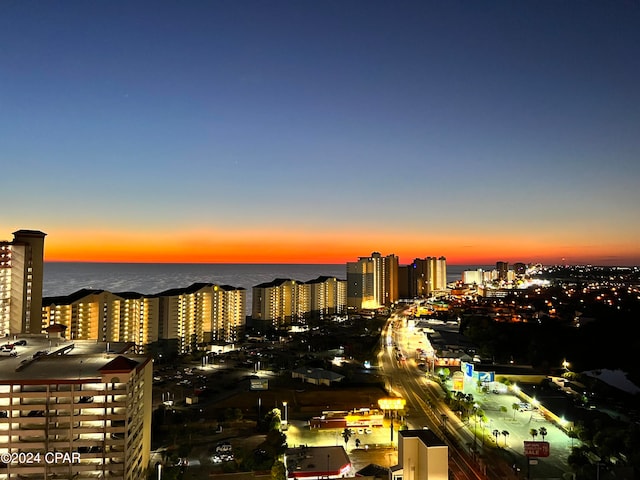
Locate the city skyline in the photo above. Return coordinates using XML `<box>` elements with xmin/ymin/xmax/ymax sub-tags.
<box><xmin>2</xmin><ymin>1</ymin><xmax>639</xmax><ymax>266</ymax></box>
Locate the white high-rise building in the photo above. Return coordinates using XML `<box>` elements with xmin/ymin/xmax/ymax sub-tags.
<box><xmin>251</xmin><ymin>279</ymin><xmax>304</xmax><ymax>329</ymax></box>
<box><xmin>462</xmin><ymin>269</ymin><xmax>484</xmax><ymax>286</ymax></box>
<box><xmin>0</xmin><ymin>348</ymin><xmax>153</xmax><ymax>480</ymax></box>
<box><xmin>0</xmin><ymin>230</ymin><xmax>46</xmax><ymax>336</ymax></box>
<box><xmin>428</xmin><ymin>256</ymin><xmax>447</xmax><ymax>292</ymax></box>
<box><xmin>42</xmin><ymin>283</ymin><xmax>246</xmax><ymax>355</ymax></box>
<box><xmin>347</xmin><ymin>252</ymin><xmax>398</xmax><ymax>309</ymax></box>
<box><xmin>409</xmin><ymin>256</ymin><xmax>447</xmax><ymax>297</ymax></box>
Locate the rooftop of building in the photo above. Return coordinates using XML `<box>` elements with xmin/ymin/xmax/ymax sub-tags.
<box><xmin>155</xmin><ymin>282</ymin><xmax>245</xmax><ymax>297</ymax></box>
<box><xmin>42</xmin><ymin>282</ymin><xmax>246</xmax><ymax>305</ymax></box>
<box><xmin>304</xmin><ymin>276</ymin><xmax>345</xmax><ymax>284</ymax></box>
<box><xmin>12</xmin><ymin>229</ymin><xmax>47</xmax><ymax>237</ymax></box>
<box><xmin>285</xmin><ymin>445</ymin><xmax>350</xmax><ymax>478</ymax></box>
<box><xmin>399</xmin><ymin>428</ymin><xmax>447</xmax><ymax>447</ymax></box>
<box><xmin>0</xmin><ymin>336</ymin><xmax>147</xmax><ymax>383</ymax></box>
<box><xmin>356</xmin><ymin>464</ymin><xmax>390</xmax><ymax>479</ymax></box>
<box><xmin>254</xmin><ymin>278</ymin><xmax>297</xmax><ymax>288</ymax></box>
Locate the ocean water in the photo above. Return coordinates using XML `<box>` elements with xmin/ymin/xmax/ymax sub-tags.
<box><xmin>42</xmin><ymin>263</ymin><xmax>487</xmax><ymax>314</ymax></box>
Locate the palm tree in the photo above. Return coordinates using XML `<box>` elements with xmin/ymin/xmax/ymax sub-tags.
<box><xmin>492</xmin><ymin>429</ymin><xmax>500</xmax><ymax>444</ymax></box>
<box><xmin>539</xmin><ymin>426</ymin><xmax>547</xmax><ymax>441</ymax></box>
<box><xmin>341</xmin><ymin>428</ymin><xmax>352</xmax><ymax>447</ymax></box>
<box><xmin>530</xmin><ymin>428</ymin><xmax>538</xmax><ymax>440</ymax></box>
<box><xmin>512</xmin><ymin>403</ymin><xmax>520</xmax><ymax>419</ymax></box>
<box><xmin>501</xmin><ymin>430</ymin><xmax>510</xmax><ymax>447</ymax></box>
<box><xmin>271</xmin><ymin>460</ymin><xmax>286</xmax><ymax>480</ymax></box>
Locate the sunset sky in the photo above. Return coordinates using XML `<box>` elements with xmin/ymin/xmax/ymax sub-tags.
<box><xmin>2</xmin><ymin>1</ymin><xmax>639</xmax><ymax>266</ymax></box>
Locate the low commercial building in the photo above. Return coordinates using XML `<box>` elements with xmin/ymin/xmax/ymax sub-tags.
<box><xmin>291</xmin><ymin>367</ymin><xmax>344</xmax><ymax>386</ymax></box>
<box><xmin>309</xmin><ymin>408</ymin><xmax>384</xmax><ymax>429</ymax></box>
<box><xmin>285</xmin><ymin>445</ymin><xmax>351</xmax><ymax>479</ymax></box>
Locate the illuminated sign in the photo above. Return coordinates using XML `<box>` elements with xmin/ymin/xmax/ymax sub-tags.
<box><xmin>477</xmin><ymin>371</ymin><xmax>495</xmax><ymax>383</ymax></box>
<box><xmin>378</xmin><ymin>398</ymin><xmax>406</xmax><ymax>410</ymax></box>
<box><xmin>250</xmin><ymin>379</ymin><xmax>269</xmax><ymax>390</ymax></box>
<box><xmin>452</xmin><ymin>376</ymin><xmax>464</xmax><ymax>392</ymax></box>
<box><xmin>524</xmin><ymin>441</ymin><xmax>550</xmax><ymax>457</ymax></box>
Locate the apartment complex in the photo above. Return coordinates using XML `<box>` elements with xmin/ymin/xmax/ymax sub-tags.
<box><xmin>406</xmin><ymin>256</ymin><xmax>448</xmax><ymax>298</ymax></box>
<box><xmin>42</xmin><ymin>283</ymin><xmax>245</xmax><ymax>356</ymax></box>
<box><xmin>0</xmin><ymin>230</ymin><xmax>47</xmax><ymax>336</ymax></box>
<box><xmin>154</xmin><ymin>283</ymin><xmax>245</xmax><ymax>353</ymax></box>
<box><xmin>305</xmin><ymin>276</ymin><xmax>347</xmax><ymax>318</ymax></box>
<box><xmin>390</xmin><ymin>429</ymin><xmax>448</xmax><ymax>480</ymax></box>
<box><xmin>496</xmin><ymin>261</ymin><xmax>509</xmax><ymax>281</ymax></box>
<box><xmin>251</xmin><ymin>276</ymin><xmax>346</xmax><ymax>329</ymax></box>
<box><xmin>0</xmin><ymin>347</ymin><xmax>153</xmax><ymax>480</ymax></box>
<box><xmin>346</xmin><ymin>252</ymin><xmax>399</xmax><ymax>309</ymax></box>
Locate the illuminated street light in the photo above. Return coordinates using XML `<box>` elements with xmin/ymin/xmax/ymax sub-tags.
<box><xmin>282</xmin><ymin>401</ymin><xmax>288</xmax><ymax>425</ymax></box>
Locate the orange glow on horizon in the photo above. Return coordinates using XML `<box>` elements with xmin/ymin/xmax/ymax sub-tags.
<box><xmin>42</xmin><ymin>227</ymin><xmax>640</xmax><ymax>266</ymax></box>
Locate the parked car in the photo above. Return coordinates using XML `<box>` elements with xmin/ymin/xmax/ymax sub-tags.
<box><xmin>216</xmin><ymin>442</ymin><xmax>232</xmax><ymax>453</ymax></box>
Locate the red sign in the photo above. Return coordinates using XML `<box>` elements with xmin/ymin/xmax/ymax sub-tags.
<box><xmin>524</xmin><ymin>441</ymin><xmax>550</xmax><ymax>457</ymax></box>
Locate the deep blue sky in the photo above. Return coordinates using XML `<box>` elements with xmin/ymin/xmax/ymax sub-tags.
<box><xmin>2</xmin><ymin>1</ymin><xmax>639</xmax><ymax>265</ymax></box>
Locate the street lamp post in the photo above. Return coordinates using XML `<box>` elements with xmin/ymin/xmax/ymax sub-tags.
<box><xmin>282</xmin><ymin>401</ymin><xmax>288</xmax><ymax>427</ymax></box>
<box><xmin>327</xmin><ymin>454</ymin><xmax>331</xmax><ymax>479</ymax></box>
<box><xmin>473</xmin><ymin>404</ymin><xmax>479</xmax><ymax>451</ymax></box>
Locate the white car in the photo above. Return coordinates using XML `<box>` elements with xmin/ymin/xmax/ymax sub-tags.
<box><xmin>0</xmin><ymin>347</ymin><xmax>17</xmax><ymax>357</ymax></box>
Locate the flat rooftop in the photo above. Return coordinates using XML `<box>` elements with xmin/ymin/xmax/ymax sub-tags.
<box><xmin>0</xmin><ymin>336</ymin><xmax>145</xmax><ymax>383</ymax></box>
<box><xmin>399</xmin><ymin>428</ymin><xmax>447</xmax><ymax>447</ymax></box>
<box><xmin>285</xmin><ymin>445</ymin><xmax>351</xmax><ymax>478</ymax></box>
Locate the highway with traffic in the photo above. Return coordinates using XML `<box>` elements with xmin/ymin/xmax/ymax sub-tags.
<box><xmin>378</xmin><ymin>309</ymin><xmax>573</xmax><ymax>480</ymax></box>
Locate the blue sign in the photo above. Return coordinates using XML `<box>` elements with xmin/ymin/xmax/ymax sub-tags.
<box><xmin>477</xmin><ymin>371</ymin><xmax>495</xmax><ymax>383</ymax></box>
<box><xmin>463</xmin><ymin>362</ymin><xmax>474</xmax><ymax>378</ymax></box>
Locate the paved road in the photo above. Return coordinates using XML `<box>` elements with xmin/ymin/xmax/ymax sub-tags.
<box><xmin>381</xmin><ymin>313</ymin><xmax>492</xmax><ymax>480</ymax></box>
<box><xmin>385</xmin><ymin>312</ymin><xmax>574</xmax><ymax>480</ymax></box>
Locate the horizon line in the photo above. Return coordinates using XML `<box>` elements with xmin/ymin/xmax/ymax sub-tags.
<box><xmin>43</xmin><ymin>260</ymin><xmax>639</xmax><ymax>268</ymax></box>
